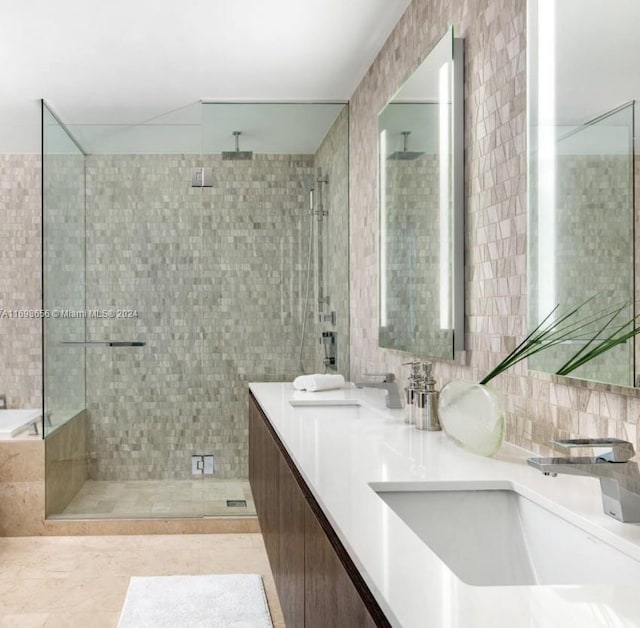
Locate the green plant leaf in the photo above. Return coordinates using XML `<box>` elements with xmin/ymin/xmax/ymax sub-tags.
<box><xmin>479</xmin><ymin>297</ymin><xmax>639</xmax><ymax>385</ymax></box>
<box><xmin>556</xmin><ymin>309</ymin><xmax>640</xmax><ymax>376</ymax></box>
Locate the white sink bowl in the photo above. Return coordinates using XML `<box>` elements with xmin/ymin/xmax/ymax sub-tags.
<box><xmin>372</xmin><ymin>482</ymin><xmax>640</xmax><ymax>586</ymax></box>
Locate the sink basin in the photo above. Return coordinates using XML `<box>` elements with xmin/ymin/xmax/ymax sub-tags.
<box><xmin>289</xmin><ymin>399</ymin><xmax>360</xmax><ymax>407</ymax></box>
<box><xmin>372</xmin><ymin>482</ymin><xmax>640</xmax><ymax>586</ymax></box>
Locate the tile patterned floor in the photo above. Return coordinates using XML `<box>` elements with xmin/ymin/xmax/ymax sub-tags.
<box><xmin>53</xmin><ymin>479</ymin><xmax>256</xmax><ymax>519</ymax></box>
<box><xmin>0</xmin><ymin>533</ymin><xmax>284</xmax><ymax>627</ymax></box>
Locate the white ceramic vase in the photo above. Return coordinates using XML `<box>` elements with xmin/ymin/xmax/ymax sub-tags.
<box><xmin>438</xmin><ymin>380</ymin><xmax>505</xmax><ymax>457</ymax></box>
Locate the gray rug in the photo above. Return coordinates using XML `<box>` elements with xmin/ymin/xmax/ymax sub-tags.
<box><xmin>117</xmin><ymin>574</ymin><xmax>273</xmax><ymax>628</ymax></box>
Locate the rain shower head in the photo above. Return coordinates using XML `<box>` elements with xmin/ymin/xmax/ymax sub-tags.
<box><xmin>387</xmin><ymin>131</ymin><xmax>424</xmax><ymax>161</ymax></box>
<box><xmin>222</xmin><ymin>131</ymin><xmax>253</xmax><ymax>160</ymax></box>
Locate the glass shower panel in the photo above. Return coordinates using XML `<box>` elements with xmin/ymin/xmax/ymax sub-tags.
<box><xmin>77</xmin><ymin>107</ymin><xmax>204</xmax><ymax>489</ymax></box>
<box><xmin>44</xmin><ymin>102</ymin><xmax>349</xmax><ymax>519</ymax></box>
<box><xmin>311</xmin><ymin>105</ymin><xmax>350</xmax><ymax>376</ymax></box>
<box><xmin>42</xmin><ymin>102</ymin><xmax>86</xmax><ymax>435</ymax></box>
<box><xmin>200</xmin><ymin>102</ymin><xmax>350</xmax><ymax>380</ymax></box>
<box><xmin>66</xmin><ymin>102</ymin><xmax>203</xmax><ymax>154</ymax></box>
<box><xmin>199</xmin><ymin>102</ymin><xmax>349</xmax><ymax>486</ymax></box>
<box><xmin>529</xmin><ymin>103</ymin><xmax>635</xmax><ymax>386</ymax></box>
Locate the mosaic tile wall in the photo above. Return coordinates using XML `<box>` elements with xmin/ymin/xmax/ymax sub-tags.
<box><xmin>529</xmin><ymin>154</ymin><xmax>633</xmax><ymax>386</ymax></box>
<box><xmin>379</xmin><ymin>155</ymin><xmax>452</xmax><ymax>358</ymax></box>
<box><xmin>348</xmin><ymin>0</ymin><xmax>640</xmax><ymax>456</ymax></box>
<box><xmin>313</xmin><ymin>107</ymin><xmax>350</xmax><ymax>376</ymax></box>
<box><xmin>85</xmin><ymin>151</ymin><xmax>348</xmax><ymax>480</ymax></box>
<box><xmin>0</xmin><ymin>155</ymin><xmax>42</xmax><ymax>410</ymax></box>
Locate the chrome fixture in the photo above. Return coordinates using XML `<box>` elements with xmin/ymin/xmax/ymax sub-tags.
<box><xmin>191</xmin><ymin>167</ymin><xmax>213</xmax><ymax>187</ymax></box>
<box><xmin>305</xmin><ymin>167</ymin><xmax>329</xmax><ymax>218</ymax></box>
<box><xmin>222</xmin><ymin>131</ymin><xmax>253</xmax><ymax>160</ymax></box>
<box><xmin>191</xmin><ymin>454</ymin><xmax>215</xmax><ymax>476</ymax></box>
<box><xmin>355</xmin><ymin>373</ymin><xmax>402</xmax><ymax>409</ymax></box>
<box><xmin>527</xmin><ymin>438</ymin><xmax>640</xmax><ymax>522</ymax></box>
<box><xmin>61</xmin><ymin>341</ymin><xmax>145</xmax><ymax>347</ymax></box>
<box><xmin>403</xmin><ymin>361</ymin><xmax>421</xmax><ymax>424</ymax></box>
<box><xmin>414</xmin><ymin>362</ymin><xmax>441</xmax><ymax>431</ymax></box>
<box><xmin>318</xmin><ymin>310</ymin><xmax>336</xmax><ymax>325</ymax></box>
<box><xmin>313</xmin><ymin>168</ymin><xmax>329</xmax><ymax>329</ymax></box>
<box><xmin>28</xmin><ymin>410</ymin><xmax>52</xmax><ymax>436</ymax></box>
<box><xmin>320</xmin><ymin>331</ymin><xmax>337</xmax><ymax>372</ymax></box>
<box><xmin>387</xmin><ymin>131</ymin><xmax>424</xmax><ymax>161</ymax></box>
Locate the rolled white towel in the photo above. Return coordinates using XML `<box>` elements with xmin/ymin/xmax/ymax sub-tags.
<box><xmin>292</xmin><ymin>374</ymin><xmax>345</xmax><ymax>392</ymax></box>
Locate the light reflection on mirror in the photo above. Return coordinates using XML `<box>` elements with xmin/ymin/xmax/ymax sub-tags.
<box><xmin>439</xmin><ymin>62</ymin><xmax>451</xmax><ymax>331</ymax></box>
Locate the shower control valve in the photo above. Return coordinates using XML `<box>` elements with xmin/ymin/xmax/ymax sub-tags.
<box><xmin>320</xmin><ymin>331</ymin><xmax>338</xmax><ymax>372</ymax></box>
<box><xmin>318</xmin><ymin>311</ymin><xmax>336</xmax><ymax>325</ymax></box>
<box><xmin>190</xmin><ymin>167</ymin><xmax>213</xmax><ymax>188</ymax></box>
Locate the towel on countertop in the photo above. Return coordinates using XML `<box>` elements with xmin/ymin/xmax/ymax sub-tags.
<box><xmin>293</xmin><ymin>374</ymin><xmax>345</xmax><ymax>392</ymax></box>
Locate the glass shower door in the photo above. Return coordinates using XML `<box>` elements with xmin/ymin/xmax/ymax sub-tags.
<box><xmin>42</xmin><ymin>102</ymin><xmax>86</xmax><ymax>435</ymax></box>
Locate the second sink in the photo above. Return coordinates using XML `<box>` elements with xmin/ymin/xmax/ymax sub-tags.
<box><xmin>372</xmin><ymin>482</ymin><xmax>640</xmax><ymax>586</ymax></box>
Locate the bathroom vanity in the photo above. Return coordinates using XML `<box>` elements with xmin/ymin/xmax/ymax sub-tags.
<box><xmin>249</xmin><ymin>382</ymin><xmax>640</xmax><ymax>628</ymax></box>
<box><xmin>249</xmin><ymin>392</ymin><xmax>383</xmax><ymax>627</ymax></box>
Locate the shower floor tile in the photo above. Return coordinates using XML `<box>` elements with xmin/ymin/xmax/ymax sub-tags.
<box><xmin>53</xmin><ymin>479</ymin><xmax>256</xmax><ymax>519</ymax></box>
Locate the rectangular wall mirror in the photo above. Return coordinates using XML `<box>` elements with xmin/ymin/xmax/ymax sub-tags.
<box><xmin>377</xmin><ymin>26</ymin><xmax>464</xmax><ymax>360</ymax></box>
<box><xmin>528</xmin><ymin>0</ymin><xmax>638</xmax><ymax>388</ymax></box>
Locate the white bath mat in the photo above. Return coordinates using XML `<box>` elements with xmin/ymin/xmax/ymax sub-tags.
<box><xmin>117</xmin><ymin>574</ymin><xmax>273</xmax><ymax>628</ymax></box>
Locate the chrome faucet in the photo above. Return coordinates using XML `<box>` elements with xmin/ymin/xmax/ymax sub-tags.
<box><xmin>527</xmin><ymin>438</ymin><xmax>640</xmax><ymax>522</ymax></box>
<box><xmin>355</xmin><ymin>373</ymin><xmax>402</xmax><ymax>409</ymax></box>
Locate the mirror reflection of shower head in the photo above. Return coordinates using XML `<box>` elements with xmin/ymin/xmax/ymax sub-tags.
<box><xmin>388</xmin><ymin>130</ymin><xmax>424</xmax><ymax>160</ymax></box>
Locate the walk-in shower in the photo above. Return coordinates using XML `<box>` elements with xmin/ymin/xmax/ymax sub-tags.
<box><xmin>42</xmin><ymin>101</ymin><xmax>349</xmax><ymax>519</ymax></box>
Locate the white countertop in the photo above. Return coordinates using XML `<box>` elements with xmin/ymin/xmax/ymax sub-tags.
<box><xmin>249</xmin><ymin>382</ymin><xmax>640</xmax><ymax>628</ymax></box>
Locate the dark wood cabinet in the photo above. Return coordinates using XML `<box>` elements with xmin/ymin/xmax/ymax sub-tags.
<box><xmin>277</xmin><ymin>454</ymin><xmax>306</xmax><ymax>627</ymax></box>
<box><xmin>249</xmin><ymin>393</ymin><xmax>389</xmax><ymax>628</ymax></box>
<box><xmin>304</xmin><ymin>505</ymin><xmax>378</xmax><ymax>628</ymax></box>
<box><xmin>249</xmin><ymin>397</ymin><xmax>280</xmax><ymax>572</ymax></box>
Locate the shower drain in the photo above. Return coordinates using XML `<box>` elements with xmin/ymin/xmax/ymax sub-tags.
<box><xmin>226</xmin><ymin>499</ymin><xmax>247</xmax><ymax>508</ymax></box>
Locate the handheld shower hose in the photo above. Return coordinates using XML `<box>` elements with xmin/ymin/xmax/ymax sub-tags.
<box><xmin>298</xmin><ymin>182</ymin><xmax>315</xmax><ymax>374</ymax></box>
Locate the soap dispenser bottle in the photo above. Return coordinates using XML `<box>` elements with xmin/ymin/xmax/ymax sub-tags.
<box><xmin>415</xmin><ymin>362</ymin><xmax>441</xmax><ymax>431</ymax></box>
<box><xmin>403</xmin><ymin>361</ymin><xmax>421</xmax><ymax>424</ymax></box>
